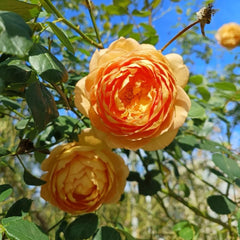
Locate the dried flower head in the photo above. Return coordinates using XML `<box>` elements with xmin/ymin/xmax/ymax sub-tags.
<box><xmin>197</xmin><ymin>3</ymin><xmax>218</xmax><ymax>37</ymax></box>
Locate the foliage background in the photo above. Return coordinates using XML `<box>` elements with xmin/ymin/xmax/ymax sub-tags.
<box><xmin>0</xmin><ymin>0</ymin><xmax>240</xmax><ymax>239</ymax></box>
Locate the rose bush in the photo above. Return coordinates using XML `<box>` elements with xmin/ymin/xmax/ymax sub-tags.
<box><xmin>40</xmin><ymin>129</ymin><xmax>129</xmax><ymax>215</ymax></box>
<box><xmin>75</xmin><ymin>37</ymin><xmax>191</xmax><ymax>150</ymax></box>
<box><xmin>215</xmin><ymin>22</ymin><xmax>240</xmax><ymax>49</ymax></box>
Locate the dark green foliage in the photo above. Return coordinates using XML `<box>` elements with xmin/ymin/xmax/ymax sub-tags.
<box><xmin>6</xmin><ymin>198</ymin><xmax>32</xmax><ymax>217</ymax></box>
<box><xmin>93</xmin><ymin>226</ymin><xmax>121</xmax><ymax>240</ymax></box>
<box><xmin>64</xmin><ymin>214</ymin><xmax>98</xmax><ymax>240</ymax></box>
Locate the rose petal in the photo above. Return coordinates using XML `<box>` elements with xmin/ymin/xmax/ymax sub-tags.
<box><xmin>90</xmin><ymin>38</ymin><xmax>158</xmax><ymax>72</ymax></box>
<box><xmin>102</xmin><ymin>151</ymin><xmax>129</xmax><ymax>203</ymax></box>
<box><xmin>165</xmin><ymin>53</ymin><xmax>189</xmax><ymax>88</ymax></box>
<box><xmin>74</xmin><ymin>77</ymin><xmax>90</xmax><ymax>117</ymax></box>
<box><xmin>91</xmin><ymin>125</ymin><xmax>150</xmax><ymax>151</ymax></box>
<box><xmin>172</xmin><ymin>86</ymin><xmax>191</xmax><ymax>129</ymax></box>
<box><xmin>78</xmin><ymin>128</ymin><xmax>105</xmax><ymax>149</ymax></box>
<box><xmin>108</xmin><ymin>37</ymin><xmax>140</xmax><ymax>51</ymax></box>
<box><xmin>143</xmin><ymin>128</ymin><xmax>179</xmax><ymax>151</ymax></box>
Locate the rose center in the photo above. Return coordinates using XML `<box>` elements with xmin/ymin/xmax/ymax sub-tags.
<box><xmin>117</xmin><ymin>77</ymin><xmax>155</xmax><ymax>121</ymax></box>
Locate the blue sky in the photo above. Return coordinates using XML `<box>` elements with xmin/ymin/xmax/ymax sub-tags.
<box><xmin>91</xmin><ymin>0</ymin><xmax>240</xmax><ymax>74</ymax></box>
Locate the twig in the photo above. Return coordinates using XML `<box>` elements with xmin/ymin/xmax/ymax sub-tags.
<box><xmin>41</xmin><ymin>0</ymin><xmax>103</xmax><ymax>49</ymax></box>
<box><xmin>154</xmin><ymin>194</ymin><xmax>176</xmax><ymax>223</ymax></box>
<box><xmin>51</xmin><ymin>82</ymin><xmax>71</xmax><ymax>110</ymax></box>
<box><xmin>160</xmin><ymin>20</ymin><xmax>200</xmax><ymax>52</ymax></box>
<box><xmin>161</xmin><ymin>186</ymin><xmax>237</xmax><ymax>236</ymax></box>
<box><xmin>85</xmin><ymin>0</ymin><xmax>102</xmax><ymax>45</ymax></box>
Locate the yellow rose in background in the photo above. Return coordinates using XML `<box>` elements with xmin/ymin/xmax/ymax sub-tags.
<box><xmin>40</xmin><ymin>129</ymin><xmax>129</xmax><ymax>215</ymax></box>
<box><xmin>75</xmin><ymin>37</ymin><xmax>191</xmax><ymax>151</ymax></box>
<box><xmin>215</xmin><ymin>22</ymin><xmax>240</xmax><ymax>49</ymax></box>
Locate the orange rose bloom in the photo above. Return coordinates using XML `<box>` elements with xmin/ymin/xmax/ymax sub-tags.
<box><xmin>215</xmin><ymin>22</ymin><xmax>240</xmax><ymax>49</ymax></box>
<box><xmin>75</xmin><ymin>37</ymin><xmax>191</xmax><ymax>151</ymax></box>
<box><xmin>40</xmin><ymin>129</ymin><xmax>129</xmax><ymax>215</ymax></box>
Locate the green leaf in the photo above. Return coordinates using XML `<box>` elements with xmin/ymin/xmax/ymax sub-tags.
<box><xmin>64</xmin><ymin>213</ymin><xmax>98</xmax><ymax>240</ymax></box>
<box><xmin>6</xmin><ymin>198</ymin><xmax>32</xmax><ymax>217</ymax></box>
<box><xmin>93</xmin><ymin>226</ymin><xmax>121</xmax><ymax>240</ymax></box>
<box><xmin>0</xmin><ymin>147</ymin><xmax>10</xmax><ymax>157</ymax></box>
<box><xmin>29</xmin><ymin>43</ymin><xmax>68</xmax><ymax>83</ymax></box>
<box><xmin>179</xmin><ymin>227</ymin><xmax>194</xmax><ymax>240</ymax></box>
<box><xmin>127</xmin><ymin>171</ymin><xmax>141</xmax><ymax>182</ymax></box>
<box><xmin>113</xmin><ymin>0</ymin><xmax>131</xmax><ymax>8</ymax></box>
<box><xmin>34</xmin><ymin>151</ymin><xmax>47</xmax><ymax>163</ymax></box>
<box><xmin>197</xmin><ymin>86</ymin><xmax>210</xmax><ymax>101</ymax></box>
<box><xmin>116</xmin><ymin>228</ymin><xmax>136</xmax><ymax>240</ymax></box>
<box><xmin>105</xmin><ymin>5</ymin><xmax>127</xmax><ymax>15</ymax></box>
<box><xmin>0</xmin><ymin>0</ymin><xmax>41</xmax><ymax>21</ymax></box>
<box><xmin>189</xmin><ymin>75</ymin><xmax>203</xmax><ymax>85</ymax></box>
<box><xmin>15</xmin><ymin>119</ymin><xmax>29</xmax><ymax>130</ymax></box>
<box><xmin>0</xmin><ymin>184</ymin><xmax>12</xmax><ymax>202</ymax></box>
<box><xmin>214</xmin><ymin>82</ymin><xmax>237</xmax><ymax>92</ymax></box>
<box><xmin>177</xmin><ymin>135</ymin><xmax>199</xmax><ymax>149</ymax></box>
<box><xmin>151</xmin><ymin>0</ymin><xmax>161</xmax><ymax>9</ymax></box>
<box><xmin>173</xmin><ymin>221</ymin><xmax>189</xmax><ymax>232</ymax></box>
<box><xmin>212</xmin><ymin>153</ymin><xmax>240</xmax><ymax>179</ymax></box>
<box><xmin>0</xmin><ymin>96</ymin><xmax>21</xmax><ymax>109</ymax></box>
<box><xmin>207</xmin><ymin>195</ymin><xmax>236</xmax><ymax>215</ymax></box>
<box><xmin>0</xmin><ymin>61</ymin><xmax>32</xmax><ymax>93</ymax></box>
<box><xmin>39</xmin><ymin>0</ymin><xmax>54</xmax><ymax>14</ymax></box>
<box><xmin>173</xmin><ymin>221</ymin><xmax>198</xmax><ymax>240</ymax></box>
<box><xmin>47</xmin><ymin>22</ymin><xmax>74</xmax><ymax>54</ymax></box>
<box><xmin>132</xmin><ymin>9</ymin><xmax>151</xmax><ymax>17</ymax></box>
<box><xmin>0</xmin><ymin>11</ymin><xmax>33</xmax><ymax>57</ymax></box>
<box><xmin>118</xmin><ymin>24</ymin><xmax>134</xmax><ymax>37</ymax></box>
<box><xmin>140</xmin><ymin>23</ymin><xmax>157</xmax><ymax>35</ymax></box>
<box><xmin>25</xmin><ymin>81</ymin><xmax>59</xmax><ymax>131</ymax></box>
<box><xmin>2</xmin><ymin>216</ymin><xmax>48</xmax><ymax>240</ymax></box>
<box><xmin>199</xmin><ymin>139</ymin><xmax>231</xmax><ymax>154</ymax></box>
<box><xmin>176</xmin><ymin>6</ymin><xmax>183</xmax><ymax>14</ymax></box>
<box><xmin>238</xmin><ymin>218</ymin><xmax>240</xmax><ymax>237</ymax></box>
<box><xmin>138</xmin><ymin>172</ymin><xmax>161</xmax><ymax>196</ymax></box>
<box><xmin>56</xmin><ymin>220</ymin><xmax>68</xmax><ymax>240</ymax></box>
<box><xmin>23</xmin><ymin>169</ymin><xmax>46</xmax><ymax>186</ymax></box>
<box><xmin>179</xmin><ymin>183</ymin><xmax>190</xmax><ymax>198</ymax></box>
<box><xmin>188</xmin><ymin>100</ymin><xmax>206</xmax><ymax>119</ymax></box>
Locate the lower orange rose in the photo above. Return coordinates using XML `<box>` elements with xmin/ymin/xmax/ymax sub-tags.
<box><xmin>40</xmin><ymin>129</ymin><xmax>129</xmax><ymax>215</ymax></box>
<box><xmin>75</xmin><ymin>37</ymin><xmax>191</xmax><ymax>150</ymax></box>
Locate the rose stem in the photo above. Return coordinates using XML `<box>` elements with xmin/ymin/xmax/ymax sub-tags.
<box><xmin>160</xmin><ymin>19</ymin><xmax>200</xmax><ymax>52</ymax></box>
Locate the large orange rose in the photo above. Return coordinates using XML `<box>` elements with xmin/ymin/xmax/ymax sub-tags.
<box><xmin>75</xmin><ymin>37</ymin><xmax>191</xmax><ymax>151</ymax></box>
<box><xmin>40</xmin><ymin>129</ymin><xmax>129</xmax><ymax>215</ymax></box>
<box><xmin>215</xmin><ymin>22</ymin><xmax>240</xmax><ymax>49</ymax></box>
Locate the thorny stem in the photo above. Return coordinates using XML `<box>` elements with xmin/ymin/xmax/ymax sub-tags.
<box><xmin>42</xmin><ymin>0</ymin><xmax>103</xmax><ymax>49</ymax></box>
<box><xmin>16</xmin><ymin>155</ymin><xmax>26</xmax><ymax>170</ymax></box>
<box><xmin>160</xmin><ymin>19</ymin><xmax>200</xmax><ymax>52</ymax></box>
<box><xmin>154</xmin><ymin>194</ymin><xmax>176</xmax><ymax>223</ymax></box>
<box><xmin>85</xmin><ymin>0</ymin><xmax>102</xmax><ymax>45</ymax></box>
<box><xmin>51</xmin><ymin>82</ymin><xmax>71</xmax><ymax>110</ymax></box>
<box><xmin>136</xmin><ymin>150</ymin><xmax>149</xmax><ymax>173</ymax></box>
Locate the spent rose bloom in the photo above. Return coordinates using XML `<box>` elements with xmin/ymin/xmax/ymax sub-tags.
<box><xmin>215</xmin><ymin>22</ymin><xmax>240</xmax><ymax>49</ymax></box>
<box><xmin>40</xmin><ymin>129</ymin><xmax>129</xmax><ymax>215</ymax></box>
<box><xmin>75</xmin><ymin>37</ymin><xmax>191</xmax><ymax>151</ymax></box>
